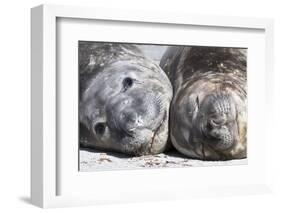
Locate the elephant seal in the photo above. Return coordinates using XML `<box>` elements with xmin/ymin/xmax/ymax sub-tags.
<box><xmin>79</xmin><ymin>42</ymin><xmax>173</xmax><ymax>156</ymax></box>
<box><xmin>160</xmin><ymin>46</ymin><xmax>247</xmax><ymax>160</ymax></box>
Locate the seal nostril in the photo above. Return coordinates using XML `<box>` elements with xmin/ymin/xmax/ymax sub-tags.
<box><xmin>211</xmin><ymin>119</ymin><xmax>221</xmax><ymax>126</ymax></box>
<box><xmin>94</xmin><ymin>122</ymin><xmax>106</xmax><ymax>135</ymax></box>
<box><xmin>211</xmin><ymin>114</ymin><xmax>227</xmax><ymax>126</ymax></box>
<box><xmin>206</xmin><ymin>121</ymin><xmax>213</xmax><ymax>131</ymax></box>
<box><xmin>122</xmin><ymin>77</ymin><xmax>134</xmax><ymax>91</ymax></box>
<box><xmin>124</xmin><ymin>112</ymin><xmax>137</xmax><ymax>124</ymax></box>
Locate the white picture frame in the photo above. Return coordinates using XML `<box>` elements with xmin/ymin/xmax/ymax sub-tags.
<box><xmin>31</xmin><ymin>4</ymin><xmax>274</xmax><ymax>208</ymax></box>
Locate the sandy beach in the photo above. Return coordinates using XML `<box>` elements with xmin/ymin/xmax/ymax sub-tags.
<box><xmin>80</xmin><ymin>148</ymin><xmax>247</xmax><ymax>172</ymax></box>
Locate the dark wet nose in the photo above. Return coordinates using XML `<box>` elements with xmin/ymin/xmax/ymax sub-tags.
<box><xmin>121</xmin><ymin>110</ymin><xmax>137</xmax><ymax>124</ymax></box>
<box><xmin>204</xmin><ymin>114</ymin><xmax>234</xmax><ymax>150</ymax></box>
<box><xmin>106</xmin><ymin>90</ymin><xmax>163</xmax><ymax>136</ymax></box>
<box><xmin>206</xmin><ymin>110</ymin><xmax>229</xmax><ymax>134</ymax></box>
<box><xmin>204</xmin><ymin>94</ymin><xmax>233</xmax><ymax>132</ymax></box>
<box><xmin>200</xmin><ymin>94</ymin><xmax>236</xmax><ymax>150</ymax></box>
<box><xmin>120</xmin><ymin>109</ymin><xmax>142</xmax><ymax>131</ymax></box>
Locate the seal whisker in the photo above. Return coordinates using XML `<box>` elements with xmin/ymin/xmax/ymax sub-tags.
<box><xmin>149</xmin><ymin>111</ymin><xmax>167</xmax><ymax>153</ymax></box>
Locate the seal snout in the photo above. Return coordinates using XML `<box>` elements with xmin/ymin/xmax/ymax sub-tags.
<box><xmin>120</xmin><ymin>109</ymin><xmax>144</xmax><ymax>132</ymax></box>
<box><xmin>199</xmin><ymin>93</ymin><xmax>237</xmax><ymax>151</ymax></box>
<box><xmin>107</xmin><ymin>89</ymin><xmax>164</xmax><ymax>136</ymax></box>
<box><xmin>105</xmin><ymin>89</ymin><xmax>167</xmax><ymax>155</ymax></box>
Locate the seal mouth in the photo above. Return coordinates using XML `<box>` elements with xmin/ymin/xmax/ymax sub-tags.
<box><xmin>197</xmin><ymin>121</ymin><xmax>235</xmax><ymax>159</ymax></box>
<box><xmin>132</xmin><ymin>110</ymin><xmax>167</xmax><ymax>156</ymax></box>
<box><xmin>194</xmin><ymin>117</ymin><xmax>237</xmax><ymax>160</ymax></box>
<box><xmin>191</xmin><ymin>92</ymin><xmax>238</xmax><ymax>159</ymax></box>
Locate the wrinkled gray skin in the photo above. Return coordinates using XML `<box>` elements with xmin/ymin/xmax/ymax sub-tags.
<box><xmin>160</xmin><ymin>47</ymin><xmax>247</xmax><ymax>160</ymax></box>
<box><xmin>79</xmin><ymin>42</ymin><xmax>173</xmax><ymax>156</ymax></box>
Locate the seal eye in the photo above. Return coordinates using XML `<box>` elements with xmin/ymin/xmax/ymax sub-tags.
<box><xmin>206</xmin><ymin>121</ymin><xmax>213</xmax><ymax>131</ymax></box>
<box><xmin>94</xmin><ymin>123</ymin><xmax>106</xmax><ymax>135</ymax></box>
<box><xmin>123</xmin><ymin>77</ymin><xmax>133</xmax><ymax>90</ymax></box>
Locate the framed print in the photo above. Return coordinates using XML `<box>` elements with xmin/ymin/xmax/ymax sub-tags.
<box><xmin>31</xmin><ymin>4</ymin><xmax>274</xmax><ymax>208</ymax></box>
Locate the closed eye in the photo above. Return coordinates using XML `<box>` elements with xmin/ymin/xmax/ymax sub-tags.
<box><xmin>196</xmin><ymin>96</ymin><xmax>200</xmax><ymax>109</ymax></box>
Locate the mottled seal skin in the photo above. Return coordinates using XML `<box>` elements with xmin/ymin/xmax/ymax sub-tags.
<box><xmin>79</xmin><ymin>42</ymin><xmax>173</xmax><ymax>156</ymax></box>
<box><xmin>160</xmin><ymin>46</ymin><xmax>247</xmax><ymax>160</ymax></box>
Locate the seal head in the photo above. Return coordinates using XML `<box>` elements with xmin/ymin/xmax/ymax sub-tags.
<box><xmin>160</xmin><ymin>47</ymin><xmax>247</xmax><ymax>160</ymax></box>
<box><xmin>79</xmin><ymin>43</ymin><xmax>173</xmax><ymax>156</ymax></box>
